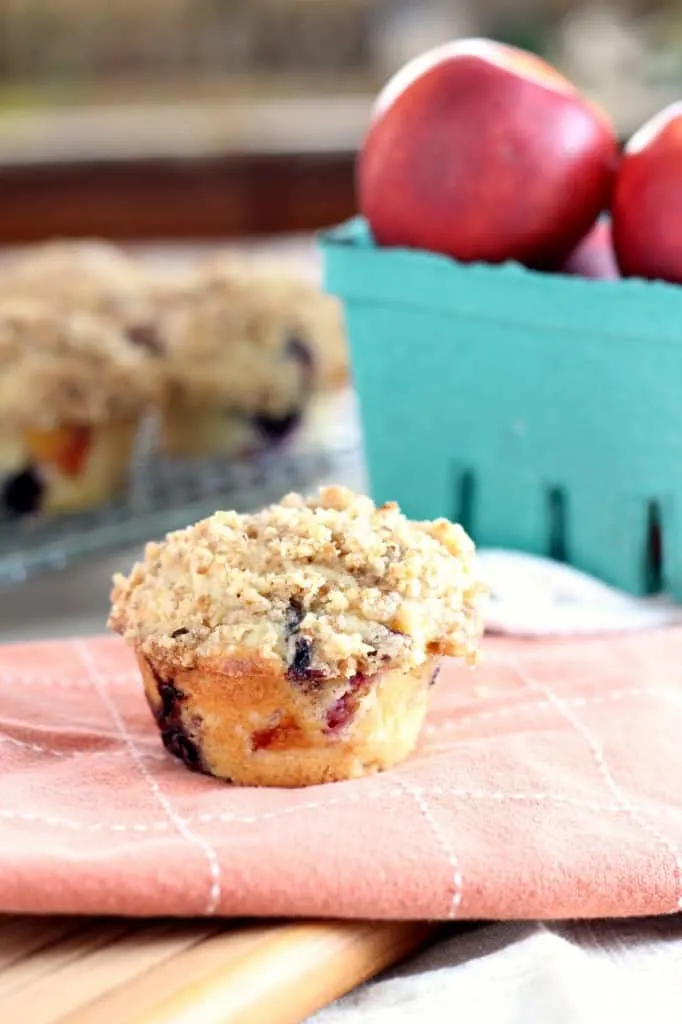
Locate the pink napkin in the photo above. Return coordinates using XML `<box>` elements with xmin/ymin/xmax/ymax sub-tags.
<box><xmin>1</xmin><ymin>630</ymin><xmax>681</xmax><ymax>921</ymax></box>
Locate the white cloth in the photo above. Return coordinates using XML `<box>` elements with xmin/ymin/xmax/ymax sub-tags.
<box><xmin>479</xmin><ymin>549</ymin><xmax>682</xmax><ymax>637</ymax></box>
<box><xmin>312</xmin><ymin>551</ymin><xmax>682</xmax><ymax>1024</ymax></box>
<box><xmin>313</xmin><ymin>918</ymin><xmax>682</xmax><ymax>1024</ymax></box>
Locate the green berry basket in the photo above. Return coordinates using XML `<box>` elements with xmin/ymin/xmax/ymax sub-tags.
<box><xmin>320</xmin><ymin>216</ymin><xmax>682</xmax><ymax>599</ymax></box>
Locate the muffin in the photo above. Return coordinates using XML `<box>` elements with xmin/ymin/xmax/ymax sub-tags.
<box><xmin>0</xmin><ymin>240</ymin><xmax>159</xmax><ymax>341</ymax></box>
<box><xmin>154</xmin><ymin>261</ymin><xmax>348</xmax><ymax>457</ymax></box>
<box><xmin>0</xmin><ymin>301</ymin><xmax>156</xmax><ymax>516</ymax></box>
<box><xmin>109</xmin><ymin>485</ymin><xmax>484</xmax><ymax>787</ymax></box>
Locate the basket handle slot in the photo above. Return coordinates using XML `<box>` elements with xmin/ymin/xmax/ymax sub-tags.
<box><xmin>645</xmin><ymin>499</ymin><xmax>663</xmax><ymax>594</ymax></box>
<box><xmin>547</xmin><ymin>486</ymin><xmax>567</xmax><ymax>562</ymax></box>
<box><xmin>457</xmin><ymin>469</ymin><xmax>476</xmax><ymax>535</ymax></box>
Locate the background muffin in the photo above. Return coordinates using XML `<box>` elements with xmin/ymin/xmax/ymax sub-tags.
<box><xmin>109</xmin><ymin>485</ymin><xmax>484</xmax><ymax>787</ymax></box>
<box><xmin>0</xmin><ymin>300</ymin><xmax>157</xmax><ymax>516</ymax></box>
<box><xmin>0</xmin><ymin>240</ymin><xmax>160</xmax><ymax>344</ymax></box>
<box><xmin>154</xmin><ymin>260</ymin><xmax>348</xmax><ymax>457</ymax></box>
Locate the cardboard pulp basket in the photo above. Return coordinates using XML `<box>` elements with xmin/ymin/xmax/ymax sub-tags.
<box><xmin>321</xmin><ymin>216</ymin><xmax>682</xmax><ymax>599</ymax></box>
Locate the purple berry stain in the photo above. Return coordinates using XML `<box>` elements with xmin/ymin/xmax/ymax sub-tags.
<box><xmin>285</xmin><ymin>635</ymin><xmax>324</xmax><ymax>682</ymax></box>
<box><xmin>287</xmin><ymin>636</ymin><xmax>314</xmax><ymax>680</ymax></box>
<box><xmin>284</xmin><ymin>598</ymin><xmax>304</xmax><ymax>639</ymax></box>
<box><xmin>2</xmin><ymin>465</ymin><xmax>44</xmax><ymax>518</ymax></box>
<box><xmin>162</xmin><ymin>728</ymin><xmax>202</xmax><ymax>769</ymax></box>
<box><xmin>147</xmin><ymin>661</ymin><xmax>203</xmax><ymax>772</ymax></box>
<box><xmin>286</xmin><ymin>335</ymin><xmax>314</xmax><ymax>372</ymax></box>
<box><xmin>249</xmin><ymin>336</ymin><xmax>314</xmax><ymax>447</ymax></box>
<box><xmin>252</xmin><ymin>408</ymin><xmax>301</xmax><ymax>443</ymax></box>
<box><xmin>325</xmin><ymin>673</ymin><xmax>368</xmax><ymax>734</ymax></box>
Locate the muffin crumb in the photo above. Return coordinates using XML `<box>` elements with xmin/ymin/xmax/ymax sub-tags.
<box><xmin>0</xmin><ymin>300</ymin><xmax>156</xmax><ymax>427</ymax></box>
<box><xmin>110</xmin><ymin>485</ymin><xmax>485</xmax><ymax>681</ymax></box>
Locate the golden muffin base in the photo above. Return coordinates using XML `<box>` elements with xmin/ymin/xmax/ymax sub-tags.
<box><xmin>158</xmin><ymin>402</ymin><xmax>258</xmax><ymax>458</ymax></box>
<box><xmin>137</xmin><ymin>650</ymin><xmax>438</xmax><ymax>788</ymax></box>
<box><xmin>0</xmin><ymin>417</ymin><xmax>139</xmax><ymax>515</ymax></box>
<box><xmin>158</xmin><ymin>384</ymin><xmax>350</xmax><ymax>459</ymax></box>
<box><xmin>158</xmin><ymin>399</ymin><xmax>306</xmax><ymax>459</ymax></box>
<box><xmin>43</xmin><ymin>419</ymin><xmax>139</xmax><ymax>513</ymax></box>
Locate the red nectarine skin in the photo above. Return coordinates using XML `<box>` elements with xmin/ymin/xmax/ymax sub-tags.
<box><xmin>359</xmin><ymin>40</ymin><xmax>619</xmax><ymax>268</ymax></box>
<box><xmin>612</xmin><ymin>102</ymin><xmax>682</xmax><ymax>284</ymax></box>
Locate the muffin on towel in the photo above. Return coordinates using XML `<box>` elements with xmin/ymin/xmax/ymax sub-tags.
<box><xmin>109</xmin><ymin>485</ymin><xmax>484</xmax><ymax>787</ymax></box>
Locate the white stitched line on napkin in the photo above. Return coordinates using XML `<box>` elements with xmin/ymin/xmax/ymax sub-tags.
<box><xmin>0</xmin><ymin>731</ymin><xmax>166</xmax><ymax>762</ymax></box>
<box><xmin>75</xmin><ymin>641</ymin><xmax>222</xmax><ymax>916</ymax></box>
<box><xmin>1</xmin><ymin>718</ymin><xmax>163</xmax><ymax>746</ymax></box>
<box><xmin>396</xmin><ymin>779</ymin><xmax>462</xmax><ymax>918</ymax></box>
<box><xmin>0</xmin><ymin>732</ymin><xmax>72</xmax><ymax>756</ymax></box>
<box><xmin>0</xmin><ymin>672</ymin><xmax>140</xmax><ymax>689</ymax></box>
<box><xmin>0</xmin><ymin>808</ymin><xmax>172</xmax><ymax>831</ymax></box>
<box><xmin>424</xmin><ymin>686</ymin><xmax>682</xmax><ymax>736</ymax></box>
<box><xmin>512</xmin><ymin>658</ymin><xmax>682</xmax><ymax>913</ymax></box>
<box><xmin>3</xmin><ymin>785</ymin><xmax>681</xmax><ymax>836</ymax></box>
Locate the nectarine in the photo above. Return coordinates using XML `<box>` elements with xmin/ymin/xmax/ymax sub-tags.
<box><xmin>358</xmin><ymin>38</ymin><xmax>619</xmax><ymax>268</ymax></box>
<box><xmin>612</xmin><ymin>102</ymin><xmax>682</xmax><ymax>283</ymax></box>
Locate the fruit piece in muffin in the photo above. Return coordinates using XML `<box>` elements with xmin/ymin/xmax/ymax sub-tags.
<box><xmin>109</xmin><ymin>485</ymin><xmax>484</xmax><ymax>787</ymax></box>
<box><xmin>153</xmin><ymin>261</ymin><xmax>348</xmax><ymax>457</ymax></box>
<box><xmin>0</xmin><ymin>300</ymin><xmax>156</xmax><ymax>516</ymax></box>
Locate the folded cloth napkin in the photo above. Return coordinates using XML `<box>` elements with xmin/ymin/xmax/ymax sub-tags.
<box><xmin>1</xmin><ymin>551</ymin><xmax>682</xmax><ymax>921</ymax></box>
<box><xmin>313</xmin><ymin>556</ymin><xmax>682</xmax><ymax>1023</ymax></box>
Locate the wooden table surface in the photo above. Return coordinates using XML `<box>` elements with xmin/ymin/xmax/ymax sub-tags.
<box><xmin>0</xmin><ymin>915</ymin><xmax>435</xmax><ymax>1024</ymax></box>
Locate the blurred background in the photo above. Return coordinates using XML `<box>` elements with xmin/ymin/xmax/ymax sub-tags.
<box><xmin>0</xmin><ymin>0</ymin><xmax>679</xmax><ymax>242</ymax></box>
<box><xmin>0</xmin><ymin>0</ymin><xmax>680</xmax><ymax>632</ymax></box>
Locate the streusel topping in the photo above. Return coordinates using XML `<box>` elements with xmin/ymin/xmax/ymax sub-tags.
<box><xmin>109</xmin><ymin>485</ymin><xmax>485</xmax><ymax>679</ymax></box>
<box><xmin>158</xmin><ymin>262</ymin><xmax>348</xmax><ymax>410</ymax></box>
<box><xmin>0</xmin><ymin>300</ymin><xmax>156</xmax><ymax>426</ymax></box>
<box><xmin>200</xmin><ymin>258</ymin><xmax>348</xmax><ymax>388</ymax></box>
<box><xmin>0</xmin><ymin>240</ymin><xmax>155</xmax><ymax>328</ymax></box>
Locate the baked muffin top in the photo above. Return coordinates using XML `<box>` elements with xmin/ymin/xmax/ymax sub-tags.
<box><xmin>157</xmin><ymin>261</ymin><xmax>348</xmax><ymax>409</ymax></box>
<box><xmin>0</xmin><ymin>300</ymin><xmax>157</xmax><ymax>426</ymax></box>
<box><xmin>0</xmin><ymin>240</ymin><xmax>155</xmax><ymax>329</ymax></box>
<box><xmin>200</xmin><ymin>257</ymin><xmax>348</xmax><ymax>386</ymax></box>
<box><xmin>109</xmin><ymin>485</ymin><xmax>485</xmax><ymax>680</ymax></box>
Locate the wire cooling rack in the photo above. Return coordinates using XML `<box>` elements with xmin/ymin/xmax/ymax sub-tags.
<box><xmin>0</xmin><ymin>393</ymin><xmax>366</xmax><ymax>588</ymax></box>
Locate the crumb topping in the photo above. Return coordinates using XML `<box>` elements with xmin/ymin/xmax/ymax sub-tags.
<box><xmin>109</xmin><ymin>485</ymin><xmax>485</xmax><ymax>680</ymax></box>
<box><xmin>0</xmin><ymin>240</ymin><xmax>155</xmax><ymax>327</ymax></box>
<box><xmin>157</xmin><ymin>262</ymin><xmax>348</xmax><ymax>411</ymax></box>
<box><xmin>0</xmin><ymin>300</ymin><xmax>156</xmax><ymax>425</ymax></box>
